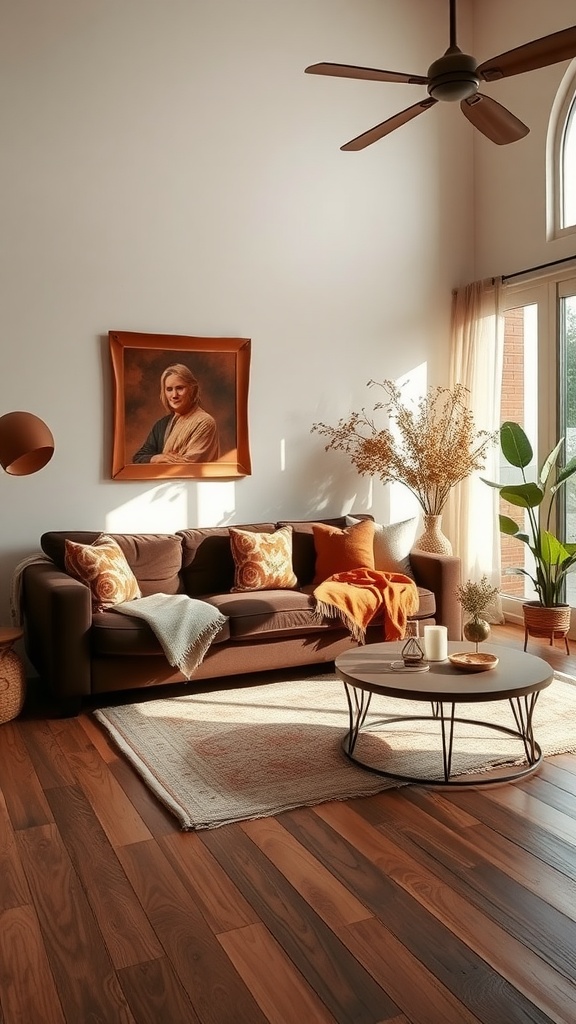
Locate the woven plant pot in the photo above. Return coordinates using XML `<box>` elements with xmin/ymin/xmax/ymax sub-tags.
<box><xmin>523</xmin><ymin>601</ymin><xmax>571</xmax><ymax>653</ymax></box>
<box><xmin>523</xmin><ymin>601</ymin><xmax>570</xmax><ymax>637</ymax></box>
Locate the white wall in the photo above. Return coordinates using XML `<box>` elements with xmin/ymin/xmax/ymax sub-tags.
<box><xmin>472</xmin><ymin>0</ymin><xmax>576</xmax><ymax>279</ymax></box>
<box><xmin>0</xmin><ymin>0</ymin><xmax>478</xmax><ymax>621</ymax></box>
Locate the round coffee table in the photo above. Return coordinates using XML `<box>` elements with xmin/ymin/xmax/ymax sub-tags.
<box><xmin>335</xmin><ymin>641</ymin><xmax>554</xmax><ymax>786</ymax></box>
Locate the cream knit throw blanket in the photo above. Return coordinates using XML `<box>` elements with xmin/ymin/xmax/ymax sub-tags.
<box><xmin>10</xmin><ymin>552</ymin><xmax>53</xmax><ymax>626</ymax></box>
<box><xmin>114</xmin><ymin>594</ymin><xmax>227</xmax><ymax>680</ymax></box>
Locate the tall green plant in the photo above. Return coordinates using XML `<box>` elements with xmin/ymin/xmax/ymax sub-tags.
<box><xmin>483</xmin><ymin>421</ymin><xmax>576</xmax><ymax>606</ymax></box>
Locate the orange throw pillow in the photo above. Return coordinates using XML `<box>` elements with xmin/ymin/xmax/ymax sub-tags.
<box><xmin>230</xmin><ymin>525</ymin><xmax>298</xmax><ymax>592</ymax></box>
<box><xmin>312</xmin><ymin>519</ymin><xmax>375</xmax><ymax>585</ymax></box>
<box><xmin>64</xmin><ymin>534</ymin><xmax>141</xmax><ymax>612</ymax></box>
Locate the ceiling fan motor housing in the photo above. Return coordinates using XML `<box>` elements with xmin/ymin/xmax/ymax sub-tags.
<box><xmin>427</xmin><ymin>46</ymin><xmax>479</xmax><ymax>101</ymax></box>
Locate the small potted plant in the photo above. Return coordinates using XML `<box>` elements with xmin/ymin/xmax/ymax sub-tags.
<box><xmin>482</xmin><ymin>421</ymin><xmax>576</xmax><ymax>648</ymax></box>
<box><xmin>456</xmin><ymin>576</ymin><xmax>499</xmax><ymax>649</ymax></box>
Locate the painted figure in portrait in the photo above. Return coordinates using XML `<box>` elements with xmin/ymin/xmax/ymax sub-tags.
<box><xmin>132</xmin><ymin>363</ymin><xmax>220</xmax><ymax>464</ymax></box>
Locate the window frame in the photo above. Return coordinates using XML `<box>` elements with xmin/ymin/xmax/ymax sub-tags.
<box><xmin>499</xmin><ymin>270</ymin><xmax>576</xmax><ymax>633</ymax></box>
<box><xmin>547</xmin><ymin>60</ymin><xmax>576</xmax><ymax>240</ymax></box>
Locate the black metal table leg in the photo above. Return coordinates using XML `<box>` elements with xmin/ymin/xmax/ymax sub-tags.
<box><xmin>343</xmin><ymin>681</ymin><xmax>372</xmax><ymax>755</ymax></box>
<box><xmin>438</xmin><ymin>702</ymin><xmax>456</xmax><ymax>782</ymax></box>
<box><xmin>508</xmin><ymin>691</ymin><xmax>540</xmax><ymax>763</ymax></box>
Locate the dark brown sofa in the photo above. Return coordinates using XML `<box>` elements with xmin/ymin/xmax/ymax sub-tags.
<box><xmin>21</xmin><ymin>515</ymin><xmax>462</xmax><ymax>713</ymax></box>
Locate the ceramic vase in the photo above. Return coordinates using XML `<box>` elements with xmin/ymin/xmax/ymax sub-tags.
<box><xmin>414</xmin><ymin>514</ymin><xmax>453</xmax><ymax>556</ymax></box>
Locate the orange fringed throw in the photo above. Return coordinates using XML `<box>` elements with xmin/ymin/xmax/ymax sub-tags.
<box><xmin>313</xmin><ymin>567</ymin><xmax>419</xmax><ymax>642</ymax></box>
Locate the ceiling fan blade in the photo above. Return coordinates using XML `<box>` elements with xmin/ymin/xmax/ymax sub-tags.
<box><xmin>305</xmin><ymin>62</ymin><xmax>428</xmax><ymax>85</ymax></box>
<box><xmin>461</xmin><ymin>93</ymin><xmax>529</xmax><ymax>145</ymax></box>
<box><xmin>340</xmin><ymin>98</ymin><xmax>437</xmax><ymax>151</ymax></box>
<box><xmin>478</xmin><ymin>25</ymin><xmax>576</xmax><ymax>81</ymax></box>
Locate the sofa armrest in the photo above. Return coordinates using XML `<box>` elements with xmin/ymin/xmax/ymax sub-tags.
<box><xmin>22</xmin><ymin>562</ymin><xmax>93</xmax><ymax>701</ymax></box>
<box><xmin>410</xmin><ymin>550</ymin><xmax>462</xmax><ymax>640</ymax></box>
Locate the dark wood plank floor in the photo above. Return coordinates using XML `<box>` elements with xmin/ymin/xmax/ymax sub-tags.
<box><xmin>1</xmin><ymin>623</ymin><xmax>576</xmax><ymax>1023</ymax></box>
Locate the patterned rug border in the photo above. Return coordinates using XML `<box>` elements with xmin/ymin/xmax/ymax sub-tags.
<box><xmin>94</xmin><ymin>669</ymin><xmax>576</xmax><ymax>830</ymax></box>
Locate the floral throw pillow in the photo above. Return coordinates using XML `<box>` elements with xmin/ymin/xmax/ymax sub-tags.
<box><xmin>64</xmin><ymin>534</ymin><xmax>141</xmax><ymax>612</ymax></box>
<box><xmin>230</xmin><ymin>526</ymin><xmax>298</xmax><ymax>592</ymax></box>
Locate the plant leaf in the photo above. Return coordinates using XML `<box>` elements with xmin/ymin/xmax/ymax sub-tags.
<box><xmin>499</xmin><ymin>514</ymin><xmax>521</xmax><ymax>535</ymax></box>
<box><xmin>539</xmin><ymin>438</ymin><xmax>564</xmax><ymax>487</ymax></box>
<box><xmin>499</xmin><ymin>482</ymin><xmax>544</xmax><ymax>508</ymax></box>
<box><xmin>552</xmin><ymin>454</ymin><xmax>576</xmax><ymax>489</ymax></box>
<box><xmin>500</xmin><ymin>421</ymin><xmax>533</xmax><ymax>468</ymax></box>
<box><xmin>539</xmin><ymin>530</ymin><xmax>569</xmax><ymax>565</ymax></box>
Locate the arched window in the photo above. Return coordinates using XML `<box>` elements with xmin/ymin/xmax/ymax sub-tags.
<box><xmin>547</xmin><ymin>62</ymin><xmax>576</xmax><ymax>239</ymax></box>
<box><xmin>563</xmin><ymin>95</ymin><xmax>576</xmax><ymax>229</ymax></box>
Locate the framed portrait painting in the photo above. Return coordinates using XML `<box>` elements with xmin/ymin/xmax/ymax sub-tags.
<box><xmin>109</xmin><ymin>331</ymin><xmax>252</xmax><ymax>480</ymax></box>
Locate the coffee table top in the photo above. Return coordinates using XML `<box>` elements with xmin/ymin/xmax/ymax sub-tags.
<box><xmin>335</xmin><ymin>641</ymin><xmax>554</xmax><ymax>703</ymax></box>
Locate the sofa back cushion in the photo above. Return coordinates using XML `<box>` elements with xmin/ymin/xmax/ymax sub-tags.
<box><xmin>178</xmin><ymin>524</ymin><xmax>276</xmax><ymax>596</ymax></box>
<box><xmin>41</xmin><ymin>532</ymin><xmax>183</xmax><ymax>596</ymax></box>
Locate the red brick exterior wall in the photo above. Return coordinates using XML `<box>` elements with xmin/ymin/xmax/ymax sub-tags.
<box><xmin>500</xmin><ymin>307</ymin><xmax>527</xmax><ymax>597</ymax></box>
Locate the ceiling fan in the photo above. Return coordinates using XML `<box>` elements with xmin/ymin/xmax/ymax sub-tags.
<box><xmin>305</xmin><ymin>0</ymin><xmax>576</xmax><ymax>149</ymax></box>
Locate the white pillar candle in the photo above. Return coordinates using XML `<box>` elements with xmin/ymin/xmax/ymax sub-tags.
<box><xmin>424</xmin><ymin>625</ymin><xmax>448</xmax><ymax>661</ymax></box>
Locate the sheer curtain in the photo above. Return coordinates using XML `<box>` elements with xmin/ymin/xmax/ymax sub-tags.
<box><xmin>443</xmin><ymin>276</ymin><xmax>505</xmax><ymax>621</ymax></box>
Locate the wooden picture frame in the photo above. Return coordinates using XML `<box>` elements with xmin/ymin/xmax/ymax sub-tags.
<box><xmin>109</xmin><ymin>331</ymin><xmax>252</xmax><ymax>480</ymax></box>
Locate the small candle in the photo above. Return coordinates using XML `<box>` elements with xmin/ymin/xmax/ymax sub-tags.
<box><xmin>424</xmin><ymin>625</ymin><xmax>448</xmax><ymax>661</ymax></box>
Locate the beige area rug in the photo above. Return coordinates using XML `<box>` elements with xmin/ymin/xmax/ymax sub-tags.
<box><xmin>94</xmin><ymin>668</ymin><xmax>576</xmax><ymax>830</ymax></box>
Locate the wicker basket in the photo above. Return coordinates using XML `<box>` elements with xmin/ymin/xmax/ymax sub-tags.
<box><xmin>0</xmin><ymin>647</ymin><xmax>26</xmax><ymax>724</ymax></box>
<box><xmin>523</xmin><ymin>601</ymin><xmax>571</xmax><ymax>650</ymax></box>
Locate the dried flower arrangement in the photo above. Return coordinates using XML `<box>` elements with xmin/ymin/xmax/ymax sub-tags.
<box><xmin>456</xmin><ymin>576</ymin><xmax>499</xmax><ymax>620</ymax></box>
<box><xmin>311</xmin><ymin>380</ymin><xmax>497</xmax><ymax>515</ymax></box>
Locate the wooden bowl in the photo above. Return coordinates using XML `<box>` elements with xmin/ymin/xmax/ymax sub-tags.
<box><xmin>448</xmin><ymin>652</ymin><xmax>499</xmax><ymax>673</ymax></box>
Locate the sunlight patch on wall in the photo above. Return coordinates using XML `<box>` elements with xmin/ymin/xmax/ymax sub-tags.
<box><xmin>196</xmin><ymin>481</ymin><xmax>237</xmax><ymax>526</ymax></box>
<box><xmin>105</xmin><ymin>485</ymin><xmax>189</xmax><ymax>533</ymax></box>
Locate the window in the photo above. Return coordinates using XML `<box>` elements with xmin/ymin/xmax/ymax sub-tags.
<box><xmin>548</xmin><ymin>64</ymin><xmax>576</xmax><ymax>238</ymax></box>
<box><xmin>500</xmin><ymin>300</ymin><xmax>538</xmax><ymax>600</ymax></box>
<box><xmin>559</xmin><ymin>282</ymin><xmax>576</xmax><ymax>604</ymax></box>
<box><xmin>500</xmin><ymin>275</ymin><xmax>576</xmax><ymax>631</ymax></box>
<box><xmin>562</xmin><ymin>97</ymin><xmax>576</xmax><ymax>229</ymax></box>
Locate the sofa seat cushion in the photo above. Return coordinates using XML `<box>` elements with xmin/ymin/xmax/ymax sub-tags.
<box><xmin>90</xmin><ymin>585</ymin><xmax>435</xmax><ymax>655</ymax></box>
<box><xmin>410</xmin><ymin>586</ymin><xmax>435</xmax><ymax>621</ymax></box>
<box><xmin>203</xmin><ymin>590</ymin><xmax>340</xmax><ymax>639</ymax></box>
<box><xmin>91</xmin><ymin>608</ymin><xmax>231</xmax><ymax>658</ymax></box>
<box><xmin>205</xmin><ymin>584</ymin><xmax>435</xmax><ymax>639</ymax></box>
